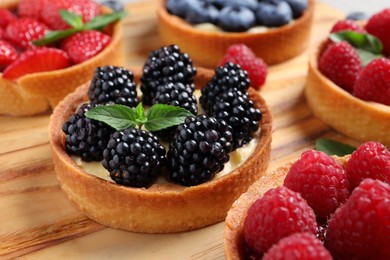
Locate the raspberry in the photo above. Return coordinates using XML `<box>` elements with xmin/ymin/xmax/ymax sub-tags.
<box><xmin>0</xmin><ymin>8</ymin><xmax>17</xmax><ymax>29</ymax></box>
<box><xmin>0</xmin><ymin>40</ymin><xmax>18</xmax><ymax>71</ymax></box>
<box><xmin>263</xmin><ymin>233</ymin><xmax>332</xmax><ymax>260</ymax></box>
<box><xmin>283</xmin><ymin>150</ymin><xmax>350</xmax><ymax>218</ymax></box>
<box><xmin>243</xmin><ymin>187</ymin><xmax>317</xmax><ymax>255</ymax></box>
<box><xmin>330</xmin><ymin>19</ymin><xmax>366</xmax><ymax>33</ymax></box>
<box><xmin>220</xmin><ymin>44</ymin><xmax>267</xmax><ymax>90</ymax></box>
<box><xmin>346</xmin><ymin>141</ymin><xmax>390</xmax><ymax>191</ymax></box>
<box><xmin>353</xmin><ymin>58</ymin><xmax>390</xmax><ymax>106</ymax></box>
<box><xmin>325</xmin><ymin>179</ymin><xmax>390</xmax><ymax>259</ymax></box>
<box><xmin>318</xmin><ymin>41</ymin><xmax>362</xmax><ymax>93</ymax></box>
<box><xmin>365</xmin><ymin>8</ymin><xmax>390</xmax><ymax>56</ymax></box>
<box><xmin>18</xmin><ymin>0</ymin><xmax>47</xmax><ymax>20</ymax></box>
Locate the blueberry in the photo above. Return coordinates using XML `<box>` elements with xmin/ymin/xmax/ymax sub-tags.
<box><xmin>283</xmin><ymin>0</ymin><xmax>307</xmax><ymax>18</ymax></box>
<box><xmin>346</xmin><ymin>11</ymin><xmax>368</xmax><ymax>21</ymax></box>
<box><xmin>218</xmin><ymin>6</ymin><xmax>256</xmax><ymax>32</ymax></box>
<box><xmin>186</xmin><ymin>1</ymin><xmax>220</xmax><ymax>24</ymax></box>
<box><xmin>256</xmin><ymin>0</ymin><xmax>293</xmax><ymax>27</ymax></box>
<box><xmin>206</xmin><ymin>0</ymin><xmax>258</xmax><ymax>11</ymax></box>
<box><xmin>166</xmin><ymin>0</ymin><xmax>197</xmax><ymax>18</ymax></box>
<box><xmin>99</xmin><ymin>0</ymin><xmax>124</xmax><ymax>12</ymax></box>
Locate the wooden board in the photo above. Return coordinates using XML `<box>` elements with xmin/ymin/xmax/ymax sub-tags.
<box><xmin>0</xmin><ymin>1</ymin><xmax>354</xmax><ymax>259</ymax></box>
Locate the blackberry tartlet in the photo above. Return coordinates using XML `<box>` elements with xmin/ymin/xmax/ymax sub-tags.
<box><xmin>49</xmin><ymin>66</ymin><xmax>272</xmax><ymax>233</ymax></box>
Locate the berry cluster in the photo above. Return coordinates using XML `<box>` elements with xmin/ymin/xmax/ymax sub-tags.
<box><xmin>0</xmin><ymin>0</ymin><xmax>116</xmax><ymax>80</ymax></box>
<box><xmin>318</xmin><ymin>9</ymin><xmax>390</xmax><ymax>106</ymax></box>
<box><xmin>166</xmin><ymin>0</ymin><xmax>308</xmax><ymax>32</ymax></box>
<box><xmin>243</xmin><ymin>141</ymin><xmax>390</xmax><ymax>259</ymax></box>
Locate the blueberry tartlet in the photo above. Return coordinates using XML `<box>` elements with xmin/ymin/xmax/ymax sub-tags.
<box><xmin>49</xmin><ymin>48</ymin><xmax>272</xmax><ymax>233</ymax></box>
<box><xmin>158</xmin><ymin>0</ymin><xmax>315</xmax><ymax>68</ymax></box>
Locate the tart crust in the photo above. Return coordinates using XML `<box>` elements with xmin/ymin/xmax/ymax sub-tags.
<box><xmin>306</xmin><ymin>40</ymin><xmax>390</xmax><ymax>147</ymax></box>
<box><xmin>157</xmin><ymin>0</ymin><xmax>315</xmax><ymax>68</ymax></box>
<box><xmin>49</xmin><ymin>67</ymin><xmax>273</xmax><ymax>233</ymax></box>
<box><xmin>224</xmin><ymin>156</ymin><xmax>349</xmax><ymax>260</ymax></box>
<box><xmin>0</xmin><ymin>1</ymin><xmax>125</xmax><ymax>116</ymax></box>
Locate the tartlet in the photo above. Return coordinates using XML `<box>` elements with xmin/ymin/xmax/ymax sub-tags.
<box><xmin>0</xmin><ymin>0</ymin><xmax>125</xmax><ymax>116</ymax></box>
<box><xmin>306</xmin><ymin>40</ymin><xmax>390</xmax><ymax>147</ymax></box>
<box><xmin>157</xmin><ymin>0</ymin><xmax>315</xmax><ymax>68</ymax></box>
<box><xmin>224</xmin><ymin>155</ymin><xmax>349</xmax><ymax>260</ymax></box>
<box><xmin>49</xmin><ymin>66</ymin><xmax>273</xmax><ymax>233</ymax></box>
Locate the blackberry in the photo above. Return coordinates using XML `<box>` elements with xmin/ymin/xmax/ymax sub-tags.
<box><xmin>210</xmin><ymin>90</ymin><xmax>262</xmax><ymax>149</ymax></box>
<box><xmin>140</xmin><ymin>45</ymin><xmax>197</xmax><ymax>105</ymax></box>
<box><xmin>88</xmin><ymin>66</ymin><xmax>138</xmax><ymax>107</ymax></box>
<box><xmin>168</xmin><ymin>115</ymin><xmax>233</xmax><ymax>186</ymax></box>
<box><xmin>102</xmin><ymin>128</ymin><xmax>166</xmax><ymax>187</ymax></box>
<box><xmin>62</xmin><ymin>103</ymin><xmax>114</xmax><ymax>162</ymax></box>
<box><xmin>200</xmin><ymin>62</ymin><xmax>250</xmax><ymax>113</ymax></box>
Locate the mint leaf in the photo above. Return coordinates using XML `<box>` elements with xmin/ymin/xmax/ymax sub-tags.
<box><xmin>135</xmin><ymin>102</ymin><xmax>146</xmax><ymax>125</ymax></box>
<box><xmin>145</xmin><ymin>104</ymin><xmax>193</xmax><ymax>131</ymax></box>
<box><xmin>84</xmin><ymin>11</ymin><xmax>127</xmax><ymax>30</ymax></box>
<box><xmin>33</xmin><ymin>28</ymin><xmax>78</xmax><ymax>46</ymax></box>
<box><xmin>85</xmin><ymin>104</ymin><xmax>137</xmax><ymax>131</ymax></box>
<box><xmin>316</xmin><ymin>138</ymin><xmax>356</xmax><ymax>156</ymax></box>
<box><xmin>330</xmin><ymin>31</ymin><xmax>383</xmax><ymax>54</ymax></box>
<box><xmin>60</xmin><ymin>10</ymin><xmax>83</xmax><ymax>30</ymax></box>
<box><xmin>356</xmin><ymin>48</ymin><xmax>382</xmax><ymax>66</ymax></box>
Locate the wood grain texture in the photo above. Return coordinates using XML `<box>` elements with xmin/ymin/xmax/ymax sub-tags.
<box><xmin>0</xmin><ymin>1</ymin><xmax>354</xmax><ymax>259</ymax></box>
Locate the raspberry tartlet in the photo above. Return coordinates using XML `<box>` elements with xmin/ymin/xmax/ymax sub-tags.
<box><xmin>0</xmin><ymin>0</ymin><xmax>124</xmax><ymax>116</ymax></box>
<box><xmin>49</xmin><ymin>63</ymin><xmax>273</xmax><ymax>233</ymax></box>
<box><xmin>158</xmin><ymin>0</ymin><xmax>315</xmax><ymax>68</ymax></box>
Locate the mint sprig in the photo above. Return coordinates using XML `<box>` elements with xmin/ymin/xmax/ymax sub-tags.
<box><xmin>330</xmin><ymin>31</ymin><xmax>383</xmax><ymax>66</ymax></box>
<box><xmin>85</xmin><ymin>103</ymin><xmax>194</xmax><ymax>131</ymax></box>
<box><xmin>315</xmin><ymin>138</ymin><xmax>356</xmax><ymax>156</ymax></box>
<box><xmin>33</xmin><ymin>10</ymin><xmax>126</xmax><ymax>46</ymax></box>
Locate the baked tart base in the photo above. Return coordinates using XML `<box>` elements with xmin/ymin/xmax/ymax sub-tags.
<box><xmin>157</xmin><ymin>0</ymin><xmax>315</xmax><ymax>68</ymax></box>
<box><xmin>49</xmin><ymin>67</ymin><xmax>273</xmax><ymax>233</ymax></box>
<box><xmin>0</xmin><ymin>2</ymin><xmax>125</xmax><ymax>116</ymax></box>
<box><xmin>306</xmin><ymin>41</ymin><xmax>390</xmax><ymax>147</ymax></box>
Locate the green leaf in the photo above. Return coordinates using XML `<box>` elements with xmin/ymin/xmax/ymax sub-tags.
<box><xmin>315</xmin><ymin>138</ymin><xmax>356</xmax><ymax>156</ymax></box>
<box><xmin>85</xmin><ymin>104</ymin><xmax>137</xmax><ymax>131</ymax></box>
<box><xmin>83</xmin><ymin>11</ymin><xmax>127</xmax><ymax>30</ymax></box>
<box><xmin>60</xmin><ymin>10</ymin><xmax>83</xmax><ymax>29</ymax></box>
<box><xmin>356</xmin><ymin>48</ymin><xmax>382</xmax><ymax>66</ymax></box>
<box><xmin>145</xmin><ymin>104</ymin><xmax>193</xmax><ymax>131</ymax></box>
<box><xmin>33</xmin><ymin>28</ymin><xmax>79</xmax><ymax>46</ymax></box>
<box><xmin>330</xmin><ymin>31</ymin><xmax>383</xmax><ymax>54</ymax></box>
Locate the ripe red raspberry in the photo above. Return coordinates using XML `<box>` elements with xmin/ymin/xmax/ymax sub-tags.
<box><xmin>243</xmin><ymin>187</ymin><xmax>317</xmax><ymax>255</ymax></box>
<box><xmin>325</xmin><ymin>179</ymin><xmax>390</xmax><ymax>259</ymax></box>
<box><xmin>365</xmin><ymin>8</ymin><xmax>390</xmax><ymax>56</ymax></box>
<box><xmin>318</xmin><ymin>41</ymin><xmax>362</xmax><ymax>93</ymax></box>
<box><xmin>18</xmin><ymin>0</ymin><xmax>47</xmax><ymax>21</ymax></box>
<box><xmin>0</xmin><ymin>8</ymin><xmax>17</xmax><ymax>29</ymax></box>
<box><xmin>263</xmin><ymin>233</ymin><xmax>332</xmax><ymax>260</ymax></box>
<box><xmin>284</xmin><ymin>150</ymin><xmax>350</xmax><ymax>218</ymax></box>
<box><xmin>220</xmin><ymin>44</ymin><xmax>267</xmax><ymax>90</ymax></box>
<box><xmin>0</xmin><ymin>39</ymin><xmax>18</xmax><ymax>71</ymax></box>
<box><xmin>353</xmin><ymin>58</ymin><xmax>390</xmax><ymax>106</ymax></box>
<box><xmin>330</xmin><ymin>19</ymin><xmax>366</xmax><ymax>34</ymax></box>
<box><xmin>346</xmin><ymin>141</ymin><xmax>390</xmax><ymax>191</ymax></box>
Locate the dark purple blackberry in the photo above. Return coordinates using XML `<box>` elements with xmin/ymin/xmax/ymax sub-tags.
<box><xmin>102</xmin><ymin>128</ymin><xmax>166</xmax><ymax>187</ymax></box>
<box><xmin>62</xmin><ymin>103</ymin><xmax>114</xmax><ymax>162</ymax></box>
<box><xmin>88</xmin><ymin>66</ymin><xmax>138</xmax><ymax>107</ymax></box>
<box><xmin>168</xmin><ymin>115</ymin><xmax>233</xmax><ymax>186</ymax></box>
<box><xmin>140</xmin><ymin>45</ymin><xmax>197</xmax><ymax>105</ymax></box>
<box><xmin>209</xmin><ymin>90</ymin><xmax>262</xmax><ymax>149</ymax></box>
<box><xmin>200</xmin><ymin>62</ymin><xmax>250</xmax><ymax>113</ymax></box>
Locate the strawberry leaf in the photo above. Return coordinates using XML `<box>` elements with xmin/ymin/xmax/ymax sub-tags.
<box><xmin>85</xmin><ymin>104</ymin><xmax>137</xmax><ymax>131</ymax></box>
<box><xmin>315</xmin><ymin>138</ymin><xmax>356</xmax><ymax>156</ymax></box>
<box><xmin>60</xmin><ymin>9</ymin><xmax>83</xmax><ymax>30</ymax></box>
<box><xmin>33</xmin><ymin>28</ymin><xmax>79</xmax><ymax>46</ymax></box>
<box><xmin>83</xmin><ymin>11</ymin><xmax>127</xmax><ymax>30</ymax></box>
<box><xmin>145</xmin><ymin>104</ymin><xmax>193</xmax><ymax>131</ymax></box>
<box><xmin>330</xmin><ymin>31</ymin><xmax>383</xmax><ymax>54</ymax></box>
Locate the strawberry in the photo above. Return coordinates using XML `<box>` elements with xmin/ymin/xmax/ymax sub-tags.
<box><xmin>4</xmin><ymin>18</ymin><xmax>49</xmax><ymax>50</ymax></box>
<box><xmin>220</xmin><ymin>44</ymin><xmax>267</xmax><ymax>90</ymax></box>
<box><xmin>0</xmin><ymin>40</ymin><xmax>18</xmax><ymax>71</ymax></box>
<box><xmin>0</xmin><ymin>28</ymin><xmax>4</xmax><ymax>39</ymax></box>
<box><xmin>18</xmin><ymin>0</ymin><xmax>47</xmax><ymax>21</ymax></box>
<box><xmin>353</xmin><ymin>58</ymin><xmax>390</xmax><ymax>106</ymax></box>
<box><xmin>0</xmin><ymin>8</ymin><xmax>17</xmax><ymax>29</ymax></box>
<box><xmin>365</xmin><ymin>8</ymin><xmax>390</xmax><ymax>56</ymax></box>
<box><xmin>61</xmin><ymin>30</ymin><xmax>111</xmax><ymax>64</ymax></box>
<box><xmin>3</xmin><ymin>47</ymin><xmax>71</xmax><ymax>80</ymax></box>
<box><xmin>41</xmin><ymin>0</ymin><xmax>101</xmax><ymax>30</ymax></box>
<box><xmin>318</xmin><ymin>41</ymin><xmax>362</xmax><ymax>93</ymax></box>
<box><xmin>330</xmin><ymin>19</ymin><xmax>366</xmax><ymax>34</ymax></box>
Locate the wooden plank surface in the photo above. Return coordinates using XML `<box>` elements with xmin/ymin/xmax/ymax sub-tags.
<box><xmin>0</xmin><ymin>1</ymin><xmax>354</xmax><ymax>259</ymax></box>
